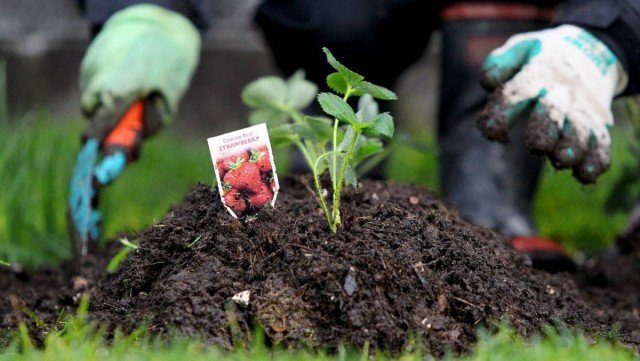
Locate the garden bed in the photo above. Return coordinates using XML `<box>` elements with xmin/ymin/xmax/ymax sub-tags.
<box><xmin>2</xmin><ymin>177</ymin><xmax>640</xmax><ymax>356</ymax></box>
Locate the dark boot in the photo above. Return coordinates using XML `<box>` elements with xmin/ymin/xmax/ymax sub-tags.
<box><xmin>438</xmin><ymin>3</ymin><xmax>574</xmax><ymax>272</ymax></box>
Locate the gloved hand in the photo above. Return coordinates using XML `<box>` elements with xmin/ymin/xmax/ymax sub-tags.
<box><xmin>81</xmin><ymin>3</ymin><xmax>201</xmax><ymax>143</ymax></box>
<box><xmin>69</xmin><ymin>4</ymin><xmax>200</xmax><ymax>253</ymax></box>
<box><xmin>478</xmin><ymin>25</ymin><xmax>628</xmax><ymax>183</ymax></box>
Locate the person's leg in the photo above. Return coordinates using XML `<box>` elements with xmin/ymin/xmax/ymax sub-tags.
<box><xmin>256</xmin><ymin>0</ymin><xmax>437</xmax><ymax>89</ymax></box>
<box><xmin>438</xmin><ymin>3</ymin><xmax>575</xmax><ymax>272</ymax></box>
<box><xmin>255</xmin><ymin>0</ymin><xmax>438</xmax><ymax>178</ymax></box>
<box><xmin>438</xmin><ymin>3</ymin><xmax>556</xmax><ymax>236</ymax></box>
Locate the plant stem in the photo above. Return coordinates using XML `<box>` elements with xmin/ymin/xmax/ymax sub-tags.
<box><xmin>327</xmin><ymin>88</ymin><xmax>354</xmax><ymax>230</ymax></box>
<box><xmin>288</xmin><ymin>108</ymin><xmax>305</xmax><ymax>124</ymax></box>
<box><xmin>332</xmin><ymin>118</ymin><xmax>339</xmax><ymax>191</ymax></box>
<box><xmin>287</xmin><ymin>105</ymin><xmax>338</xmax><ymax>231</ymax></box>
<box><xmin>288</xmin><ymin>89</ymin><xmax>357</xmax><ymax>233</ymax></box>
<box><xmin>285</xmin><ymin>108</ymin><xmax>314</xmax><ymax>165</ymax></box>
<box><xmin>313</xmin><ymin>166</ymin><xmax>334</xmax><ymax>233</ymax></box>
<box><xmin>303</xmin><ymin>140</ymin><xmax>318</xmax><ymax>165</ymax></box>
<box><xmin>295</xmin><ymin>139</ymin><xmax>332</xmax><ymax>228</ymax></box>
<box><xmin>332</xmin><ymin>128</ymin><xmax>359</xmax><ymax>227</ymax></box>
<box><xmin>293</xmin><ymin>140</ymin><xmax>315</xmax><ymax>177</ymax></box>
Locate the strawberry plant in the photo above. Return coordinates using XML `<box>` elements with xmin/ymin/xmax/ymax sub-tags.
<box><xmin>242</xmin><ymin>48</ymin><xmax>396</xmax><ymax>232</ymax></box>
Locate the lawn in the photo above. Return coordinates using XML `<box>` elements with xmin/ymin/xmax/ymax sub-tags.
<box><xmin>0</xmin><ymin>309</ymin><xmax>635</xmax><ymax>361</ymax></box>
<box><xmin>0</xmin><ymin>110</ymin><xmax>638</xmax><ymax>359</ymax></box>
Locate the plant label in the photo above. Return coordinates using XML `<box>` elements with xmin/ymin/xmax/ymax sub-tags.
<box><xmin>207</xmin><ymin>123</ymin><xmax>279</xmax><ymax>218</ymax></box>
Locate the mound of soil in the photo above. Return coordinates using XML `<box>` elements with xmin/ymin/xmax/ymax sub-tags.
<box><xmin>3</xmin><ymin>177</ymin><xmax>640</xmax><ymax>356</ymax></box>
<box><xmin>86</xmin><ymin>177</ymin><xmax>611</xmax><ymax>355</ymax></box>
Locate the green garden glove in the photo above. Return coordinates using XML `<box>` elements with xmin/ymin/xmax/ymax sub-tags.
<box><xmin>479</xmin><ymin>25</ymin><xmax>628</xmax><ymax>183</ymax></box>
<box><xmin>80</xmin><ymin>3</ymin><xmax>201</xmax><ymax>141</ymax></box>
<box><xmin>69</xmin><ymin>4</ymin><xmax>200</xmax><ymax>253</ymax></box>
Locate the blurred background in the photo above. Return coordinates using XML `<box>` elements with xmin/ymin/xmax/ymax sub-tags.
<box><xmin>0</xmin><ymin>0</ymin><xmax>637</xmax><ymax>267</ymax></box>
<box><xmin>0</xmin><ymin>0</ymin><xmax>439</xmax><ymax>135</ymax></box>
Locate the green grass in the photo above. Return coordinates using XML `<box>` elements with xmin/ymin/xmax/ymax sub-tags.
<box><xmin>0</xmin><ymin>117</ymin><xmax>210</xmax><ymax>266</ymax></box>
<box><xmin>0</xmin><ymin>113</ymin><xmax>76</xmax><ymax>265</ymax></box>
<box><xmin>1</xmin><ymin>306</ymin><xmax>635</xmax><ymax>361</ymax></box>
<box><xmin>453</xmin><ymin>327</ymin><xmax>635</xmax><ymax>361</ymax></box>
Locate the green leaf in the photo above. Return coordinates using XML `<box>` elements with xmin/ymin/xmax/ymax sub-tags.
<box><xmin>292</xmin><ymin>116</ymin><xmax>332</xmax><ymax>143</ymax></box>
<box><xmin>327</xmin><ymin>72</ymin><xmax>348</xmax><ymax>94</ymax></box>
<box><xmin>287</xmin><ymin>70</ymin><xmax>318</xmax><ymax>109</ymax></box>
<box><xmin>339</xmin><ymin>128</ymin><xmax>384</xmax><ymax>166</ymax></box>
<box><xmin>357</xmin><ymin>94</ymin><xmax>379</xmax><ymax>122</ymax></box>
<box><xmin>353</xmin><ymin>136</ymin><xmax>383</xmax><ymax>164</ymax></box>
<box><xmin>248</xmin><ymin>108</ymin><xmax>289</xmax><ymax>126</ymax></box>
<box><xmin>119</xmin><ymin>237</ymin><xmax>139</xmax><ymax>250</ymax></box>
<box><xmin>292</xmin><ymin>122</ymin><xmax>315</xmax><ymax>140</ymax></box>
<box><xmin>354</xmin><ymin>81</ymin><xmax>397</xmax><ymax>100</ymax></box>
<box><xmin>268</xmin><ymin>124</ymin><xmax>299</xmax><ymax>147</ymax></box>
<box><xmin>305</xmin><ymin>116</ymin><xmax>333</xmax><ymax>142</ymax></box>
<box><xmin>332</xmin><ymin>127</ymin><xmax>359</xmax><ymax>188</ymax></box>
<box><xmin>323</xmin><ymin>48</ymin><xmax>364</xmax><ymax>87</ymax></box>
<box><xmin>317</xmin><ymin>93</ymin><xmax>358</xmax><ymax>126</ymax></box>
<box><xmin>363</xmin><ymin>112</ymin><xmax>394</xmax><ymax>138</ymax></box>
<box><xmin>329</xmin><ymin>154</ymin><xmax>358</xmax><ymax>189</ymax></box>
<box><xmin>106</xmin><ymin>247</ymin><xmax>133</xmax><ymax>273</ymax></box>
<box><xmin>241</xmin><ymin>76</ymin><xmax>287</xmax><ymax>108</ymax></box>
<box><xmin>344</xmin><ymin>163</ymin><xmax>358</xmax><ymax>188</ymax></box>
<box><xmin>338</xmin><ymin>126</ymin><xmax>356</xmax><ymax>152</ymax></box>
<box><xmin>335</xmin><ymin>126</ymin><xmax>346</xmax><ymax>143</ymax></box>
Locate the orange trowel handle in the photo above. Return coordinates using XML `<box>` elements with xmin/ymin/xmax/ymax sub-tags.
<box><xmin>103</xmin><ymin>100</ymin><xmax>145</xmax><ymax>151</ymax></box>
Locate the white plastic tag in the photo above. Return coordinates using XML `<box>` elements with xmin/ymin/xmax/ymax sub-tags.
<box><xmin>207</xmin><ymin>123</ymin><xmax>279</xmax><ymax>218</ymax></box>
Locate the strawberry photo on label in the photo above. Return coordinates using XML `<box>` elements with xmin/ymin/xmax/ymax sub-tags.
<box><xmin>223</xmin><ymin>188</ymin><xmax>247</xmax><ymax>214</ymax></box>
<box><xmin>216</xmin><ymin>154</ymin><xmax>248</xmax><ymax>178</ymax></box>
<box><xmin>250</xmin><ymin>146</ymin><xmax>272</xmax><ymax>172</ymax></box>
<box><xmin>249</xmin><ymin>183</ymin><xmax>274</xmax><ymax>209</ymax></box>
<box><xmin>223</xmin><ymin>162</ymin><xmax>263</xmax><ymax>193</ymax></box>
<box><xmin>208</xmin><ymin>123</ymin><xmax>279</xmax><ymax>219</ymax></box>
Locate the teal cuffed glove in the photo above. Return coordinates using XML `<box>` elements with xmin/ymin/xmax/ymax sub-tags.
<box><xmin>80</xmin><ymin>3</ymin><xmax>201</xmax><ymax>141</ymax></box>
<box><xmin>478</xmin><ymin>25</ymin><xmax>628</xmax><ymax>183</ymax></box>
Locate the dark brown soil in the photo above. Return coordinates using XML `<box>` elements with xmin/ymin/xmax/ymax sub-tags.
<box><xmin>0</xmin><ymin>245</ymin><xmax>115</xmax><ymax>346</ymax></box>
<box><xmin>3</xmin><ymin>177</ymin><xmax>640</xmax><ymax>356</ymax></box>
